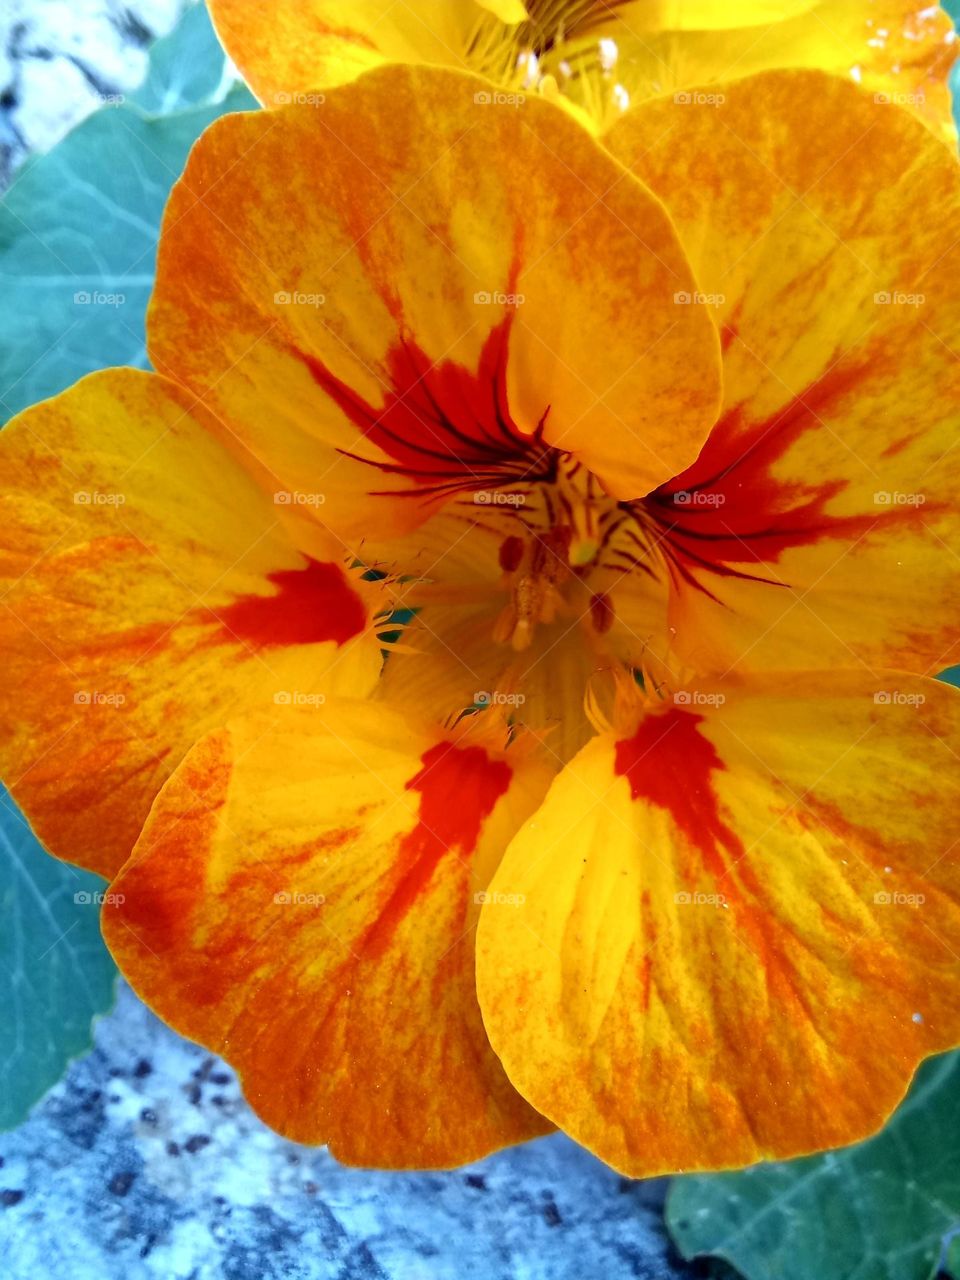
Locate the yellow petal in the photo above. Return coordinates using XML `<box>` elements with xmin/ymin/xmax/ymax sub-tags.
<box><xmin>103</xmin><ymin>700</ymin><xmax>554</xmax><ymax>1166</ymax></box>
<box><xmin>0</xmin><ymin>370</ymin><xmax>381</xmax><ymax>876</ymax></box>
<box><xmin>209</xmin><ymin>0</ymin><xmax>512</xmax><ymax>104</ymax></box>
<box><xmin>606</xmin><ymin>69</ymin><xmax>960</xmax><ymax>675</ymax></box>
<box><xmin>477</xmin><ymin>0</ymin><xmax>528</xmax><ymax>21</ymax></box>
<box><xmin>477</xmin><ymin>671</ymin><xmax>960</xmax><ymax>1176</ymax></box>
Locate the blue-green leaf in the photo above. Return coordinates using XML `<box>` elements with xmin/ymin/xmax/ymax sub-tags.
<box><xmin>130</xmin><ymin>1</ymin><xmax>251</xmax><ymax>114</ymax></box>
<box><xmin>0</xmin><ymin>789</ymin><xmax>118</xmax><ymax>1129</ymax></box>
<box><xmin>0</xmin><ymin>4</ymin><xmax>256</xmax><ymax>425</ymax></box>
<box><xmin>668</xmin><ymin>1052</ymin><xmax>960</xmax><ymax>1280</ymax></box>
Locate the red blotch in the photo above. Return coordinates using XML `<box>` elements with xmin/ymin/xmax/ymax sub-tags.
<box><xmin>614</xmin><ymin>707</ymin><xmax>743</xmax><ymax>881</ymax></box>
<box><xmin>643</xmin><ymin>360</ymin><xmax>926</xmax><ymax>589</ymax></box>
<box><xmin>292</xmin><ymin>314</ymin><xmax>552</xmax><ymax>500</ymax></box>
<box><xmin>206</xmin><ymin>556</ymin><xmax>366</xmax><ymax>649</ymax></box>
<box><xmin>363</xmin><ymin>741</ymin><xmax>512</xmax><ymax>957</ymax></box>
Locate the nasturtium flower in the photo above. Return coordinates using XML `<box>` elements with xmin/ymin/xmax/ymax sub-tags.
<box><xmin>3</xmin><ymin>65</ymin><xmax>960</xmax><ymax>1175</ymax></box>
<box><xmin>209</xmin><ymin>0</ymin><xmax>959</xmax><ymax>140</ymax></box>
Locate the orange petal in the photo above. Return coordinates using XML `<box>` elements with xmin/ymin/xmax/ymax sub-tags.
<box><xmin>147</xmin><ymin>64</ymin><xmax>721</xmax><ymax>535</ymax></box>
<box><xmin>605</xmin><ymin>70</ymin><xmax>960</xmax><ymax>676</ymax></box>
<box><xmin>0</xmin><ymin>370</ymin><xmax>381</xmax><ymax>877</ymax></box>
<box><xmin>477</xmin><ymin>671</ymin><xmax>960</xmax><ymax>1176</ymax></box>
<box><xmin>103</xmin><ymin>700</ymin><xmax>554</xmax><ymax>1165</ymax></box>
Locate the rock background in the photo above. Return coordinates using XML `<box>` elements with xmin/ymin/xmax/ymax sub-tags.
<box><xmin>0</xmin><ymin>4</ymin><xmax>699</xmax><ymax>1276</ymax></box>
<box><xmin>0</xmin><ymin>985</ymin><xmax>699</xmax><ymax>1279</ymax></box>
<box><xmin>0</xmin><ymin>0</ymin><xmax>185</xmax><ymax>186</ymax></box>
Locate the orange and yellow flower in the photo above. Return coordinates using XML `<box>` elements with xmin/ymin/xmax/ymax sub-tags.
<box><xmin>209</xmin><ymin>0</ymin><xmax>959</xmax><ymax>139</ymax></box>
<box><xmin>3</xmin><ymin>65</ymin><xmax>960</xmax><ymax>1175</ymax></box>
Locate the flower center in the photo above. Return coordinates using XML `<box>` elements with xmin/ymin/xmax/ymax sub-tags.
<box><xmin>467</xmin><ymin>2</ymin><xmax>636</xmax><ymax>125</ymax></box>
<box><xmin>482</xmin><ymin>458</ymin><xmax>633</xmax><ymax>652</ymax></box>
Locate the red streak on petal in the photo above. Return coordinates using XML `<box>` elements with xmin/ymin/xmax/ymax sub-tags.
<box><xmin>313</xmin><ymin>22</ymin><xmax>377</xmax><ymax>47</ymax></box>
<box><xmin>644</xmin><ymin>359</ymin><xmax>927</xmax><ymax>580</ymax></box>
<box><xmin>638</xmin><ymin>953</ymin><xmax>652</xmax><ymax>1012</ymax></box>
<box><xmin>291</xmin><ymin>314</ymin><xmax>549</xmax><ymax>493</ymax></box>
<box><xmin>614</xmin><ymin>707</ymin><xmax>743</xmax><ymax>881</ymax></box>
<box><xmin>208</xmin><ymin>557</ymin><xmax>366</xmax><ymax>649</ymax></box>
<box><xmin>720</xmin><ymin>323</ymin><xmax>739</xmax><ymax>353</ymax></box>
<box><xmin>363</xmin><ymin>741</ymin><xmax>512</xmax><ymax>958</ymax></box>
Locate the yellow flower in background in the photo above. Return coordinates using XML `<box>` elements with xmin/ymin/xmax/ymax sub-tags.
<box><xmin>209</xmin><ymin>0</ymin><xmax>958</xmax><ymax>138</ymax></box>
<box><xmin>3</xmin><ymin>65</ymin><xmax>960</xmax><ymax>1176</ymax></box>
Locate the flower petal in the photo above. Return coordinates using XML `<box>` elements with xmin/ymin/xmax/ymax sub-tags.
<box><xmin>477</xmin><ymin>672</ymin><xmax>960</xmax><ymax>1176</ymax></box>
<box><xmin>0</xmin><ymin>370</ymin><xmax>381</xmax><ymax>877</ymax></box>
<box><xmin>147</xmin><ymin>64</ymin><xmax>721</xmax><ymax>531</ymax></box>
<box><xmin>605</xmin><ymin>70</ymin><xmax>960</xmax><ymax>675</ymax></box>
<box><xmin>208</xmin><ymin>0</ymin><xmax>497</xmax><ymax>105</ymax></box>
<box><xmin>103</xmin><ymin>700</ymin><xmax>554</xmax><ymax>1165</ymax></box>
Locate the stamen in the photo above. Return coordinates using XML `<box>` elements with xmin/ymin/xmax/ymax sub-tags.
<box><xmin>486</xmin><ymin>3</ymin><xmax>635</xmax><ymax>127</ymax></box>
<box><xmin>590</xmin><ymin>591</ymin><xmax>615</xmax><ymax>634</ymax></box>
<box><xmin>598</xmin><ymin>37</ymin><xmax>618</xmax><ymax>72</ymax></box>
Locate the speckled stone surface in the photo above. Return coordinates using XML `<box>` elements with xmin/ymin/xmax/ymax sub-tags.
<box><xmin>0</xmin><ymin>985</ymin><xmax>698</xmax><ymax>1279</ymax></box>
<box><xmin>0</xmin><ymin>0</ymin><xmax>187</xmax><ymax>185</ymax></box>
